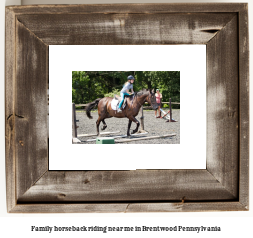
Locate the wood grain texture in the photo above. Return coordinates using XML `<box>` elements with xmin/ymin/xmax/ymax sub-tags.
<box><xmin>7</xmin><ymin>3</ymin><xmax>247</xmax><ymax>15</ymax></box>
<box><xmin>238</xmin><ymin>4</ymin><xmax>249</xmax><ymax>208</ymax></box>
<box><xmin>10</xmin><ymin>202</ymin><xmax>247</xmax><ymax>213</ymax></box>
<box><xmin>15</xmin><ymin>20</ymin><xmax>48</xmax><ymax>200</ymax></box>
<box><xmin>5</xmin><ymin>3</ymin><xmax>249</xmax><ymax>213</ymax></box>
<box><xmin>18</xmin><ymin>170</ymin><xmax>236</xmax><ymax>202</ymax></box>
<box><xmin>206</xmin><ymin>16</ymin><xmax>239</xmax><ymax>198</ymax></box>
<box><xmin>5</xmin><ymin>7</ymin><xmax>17</xmax><ymax>212</ymax></box>
<box><xmin>16</xmin><ymin>13</ymin><xmax>236</xmax><ymax>45</ymax></box>
<box><xmin>125</xmin><ymin>202</ymin><xmax>247</xmax><ymax>213</ymax></box>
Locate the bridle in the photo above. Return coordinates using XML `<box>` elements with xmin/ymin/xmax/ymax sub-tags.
<box><xmin>135</xmin><ymin>91</ymin><xmax>155</xmax><ymax>108</ymax></box>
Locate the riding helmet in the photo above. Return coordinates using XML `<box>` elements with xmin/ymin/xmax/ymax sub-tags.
<box><xmin>127</xmin><ymin>75</ymin><xmax>135</xmax><ymax>80</ymax></box>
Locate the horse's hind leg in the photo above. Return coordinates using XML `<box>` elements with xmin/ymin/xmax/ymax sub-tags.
<box><xmin>96</xmin><ymin>117</ymin><xmax>102</xmax><ymax>135</ymax></box>
<box><xmin>101</xmin><ymin>119</ymin><xmax>107</xmax><ymax>130</ymax></box>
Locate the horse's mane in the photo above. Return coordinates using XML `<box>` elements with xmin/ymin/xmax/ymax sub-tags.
<box><xmin>136</xmin><ymin>89</ymin><xmax>149</xmax><ymax>96</ymax></box>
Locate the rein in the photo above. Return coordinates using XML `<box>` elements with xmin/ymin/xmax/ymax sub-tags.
<box><xmin>135</xmin><ymin>92</ymin><xmax>149</xmax><ymax>108</ymax></box>
<box><xmin>129</xmin><ymin>93</ymin><xmax>135</xmax><ymax>110</ymax></box>
<box><xmin>128</xmin><ymin>91</ymin><xmax>152</xmax><ymax>110</ymax></box>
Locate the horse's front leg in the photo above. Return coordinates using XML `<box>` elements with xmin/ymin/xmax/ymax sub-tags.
<box><xmin>128</xmin><ymin>116</ymin><xmax>140</xmax><ymax>135</ymax></box>
<box><xmin>132</xmin><ymin>117</ymin><xmax>140</xmax><ymax>134</ymax></box>
<box><xmin>127</xmin><ymin>119</ymin><xmax>132</xmax><ymax>136</ymax></box>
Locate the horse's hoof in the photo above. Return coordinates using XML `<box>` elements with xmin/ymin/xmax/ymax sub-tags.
<box><xmin>131</xmin><ymin>130</ymin><xmax>136</xmax><ymax>134</ymax></box>
<box><xmin>101</xmin><ymin>125</ymin><xmax>107</xmax><ymax>131</ymax></box>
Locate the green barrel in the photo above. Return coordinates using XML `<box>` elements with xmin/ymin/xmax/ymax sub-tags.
<box><xmin>96</xmin><ymin>137</ymin><xmax>115</xmax><ymax>144</ymax></box>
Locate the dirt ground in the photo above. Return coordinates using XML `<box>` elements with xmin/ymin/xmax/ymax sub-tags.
<box><xmin>75</xmin><ymin>109</ymin><xmax>180</xmax><ymax>144</ymax></box>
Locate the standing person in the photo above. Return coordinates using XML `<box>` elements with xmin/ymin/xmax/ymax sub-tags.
<box><xmin>117</xmin><ymin>75</ymin><xmax>135</xmax><ymax>112</ymax></box>
<box><xmin>155</xmin><ymin>89</ymin><xmax>162</xmax><ymax>118</ymax></box>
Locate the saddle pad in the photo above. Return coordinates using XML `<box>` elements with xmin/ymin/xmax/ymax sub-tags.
<box><xmin>111</xmin><ymin>98</ymin><xmax>119</xmax><ymax>110</ymax></box>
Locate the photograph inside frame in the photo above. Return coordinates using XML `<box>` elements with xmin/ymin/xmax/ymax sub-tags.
<box><xmin>72</xmin><ymin>71</ymin><xmax>180</xmax><ymax>144</ymax></box>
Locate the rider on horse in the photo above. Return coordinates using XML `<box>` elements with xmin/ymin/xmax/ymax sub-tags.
<box><xmin>86</xmin><ymin>88</ymin><xmax>158</xmax><ymax>136</ymax></box>
<box><xmin>117</xmin><ymin>75</ymin><xmax>135</xmax><ymax>112</ymax></box>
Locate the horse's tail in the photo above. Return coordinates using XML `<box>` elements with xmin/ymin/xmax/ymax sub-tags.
<box><xmin>86</xmin><ymin>98</ymin><xmax>102</xmax><ymax>119</ymax></box>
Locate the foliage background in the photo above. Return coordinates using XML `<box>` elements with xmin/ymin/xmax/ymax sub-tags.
<box><xmin>72</xmin><ymin>71</ymin><xmax>180</xmax><ymax>108</ymax></box>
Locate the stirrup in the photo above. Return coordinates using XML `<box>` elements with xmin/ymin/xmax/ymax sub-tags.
<box><xmin>117</xmin><ymin>108</ymin><xmax>122</xmax><ymax>112</ymax></box>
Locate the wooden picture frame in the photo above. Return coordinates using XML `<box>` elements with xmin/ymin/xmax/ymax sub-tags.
<box><xmin>5</xmin><ymin>3</ymin><xmax>249</xmax><ymax>213</ymax></box>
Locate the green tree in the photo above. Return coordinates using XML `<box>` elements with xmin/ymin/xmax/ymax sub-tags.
<box><xmin>72</xmin><ymin>71</ymin><xmax>180</xmax><ymax>108</ymax></box>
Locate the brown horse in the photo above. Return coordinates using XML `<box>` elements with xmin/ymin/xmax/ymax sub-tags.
<box><xmin>86</xmin><ymin>89</ymin><xmax>158</xmax><ymax>136</ymax></box>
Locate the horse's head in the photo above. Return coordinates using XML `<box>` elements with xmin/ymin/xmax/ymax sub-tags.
<box><xmin>146</xmin><ymin>89</ymin><xmax>158</xmax><ymax>110</ymax></box>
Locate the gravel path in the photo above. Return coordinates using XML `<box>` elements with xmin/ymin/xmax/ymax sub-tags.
<box><xmin>75</xmin><ymin>109</ymin><xmax>180</xmax><ymax>144</ymax></box>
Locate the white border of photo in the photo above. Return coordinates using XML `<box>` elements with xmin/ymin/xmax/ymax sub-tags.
<box><xmin>49</xmin><ymin>45</ymin><xmax>206</xmax><ymax>170</ymax></box>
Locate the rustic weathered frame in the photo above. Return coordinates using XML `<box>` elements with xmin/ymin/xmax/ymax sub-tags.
<box><xmin>5</xmin><ymin>4</ymin><xmax>249</xmax><ymax>213</ymax></box>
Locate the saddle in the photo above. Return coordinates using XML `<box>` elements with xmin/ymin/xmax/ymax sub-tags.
<box><xmin>111</xmin><ymin>94</ymin><xmax>133</xmax><ymax>111</ymax></box>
